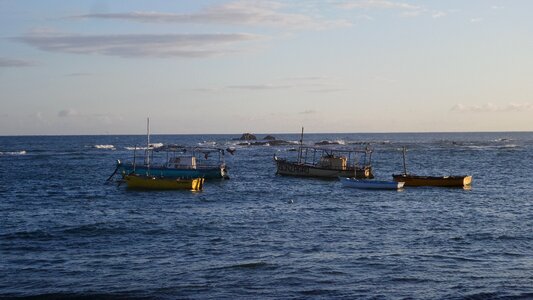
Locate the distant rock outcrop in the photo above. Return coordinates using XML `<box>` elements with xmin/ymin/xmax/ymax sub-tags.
<box><xmin>237</xmin><ymin>139</ymin><xmax>293</xmax><ymax>146</ymax></box>
<box><xmin>315</xmin><ymin>140</ymin><xmax>340</xmax><ymax>145</ymax></box>
<box><xmin>263</xmin><ymin>135</ymin><xmax>276</xmax><ymax>140</ymax></box>
<box><xmin>234</xmin><ymin>133</ymin><xmax>257</xmax><ymax>140</ymax></box>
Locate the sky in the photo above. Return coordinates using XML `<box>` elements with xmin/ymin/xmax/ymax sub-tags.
<box><xmin>1</xmin><ymin>0</ymin><xmax>532</xmax><ymax>135</ymax></box>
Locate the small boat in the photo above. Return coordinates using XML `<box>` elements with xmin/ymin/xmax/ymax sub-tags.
<box><xmin>392</xmin><ymin>174</ymin><xmax>472</xmax><ymax>187</ymax></box>
<box><xmin>274</xmin><ymin>127</ymin><xmax>374</xmax><ymax>179</ymax></box>
<box><xmin>124</xmin><ymin>174</ymin><xmax>204</xmax><ymax>191</ymax></box>
<box><xmin>392</xmin><ymin>147</ymin><xmax>472</xmax><ymax>187</ymax></box>
<box><xmin>340</xmin><ymin>177</ymin><xmax>404</xmax><ymax>190</ymax></box>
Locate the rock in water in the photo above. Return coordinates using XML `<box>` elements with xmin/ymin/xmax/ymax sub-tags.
<box><xmin>236</xmin><ymin>133</ymin><xmax>257</xmax><ymax>140</ymax></box>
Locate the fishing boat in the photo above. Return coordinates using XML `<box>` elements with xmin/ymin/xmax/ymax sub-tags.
<box><xmin>124</xmin><ymin>174</ymin><xmax>204</xmax><ymax>191</ymax></box>
<box><xmin>340</xmin><ymin>177</ymin><xmax>404</xmax><ymax>190</ymax></box>
<box><xmin>116</xmin><ymin>145</ymin><xmax>229</xmax><ymax>179</ymax></box>
<box><xmin>274</xmin><ymin>127</ymin><xmax>374</xmax><ymax>179</ymax></box>
<box><xmin>111</xmin><ymin>118</ymin><xmax>230</xmax><ymax>181</ymax></box>
<box><xmin>392</xmin><ymin>174</ymin><xmax>472</xmax><ymax>187</ymax></box>
<box><xmin>392</xmin><ymin>147</ymin><xmax>472</xmax><ymax>187</ymax></box>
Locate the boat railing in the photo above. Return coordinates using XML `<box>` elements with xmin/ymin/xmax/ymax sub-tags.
<box><xmin>292</xmin><ymin>146</ymin><xmax>373</xmax><ymax>169</ymax></box>
<box><xmin>121</xmin><ymin>161</ymin><xmax>224</xmax><ymax>169</ymax></box>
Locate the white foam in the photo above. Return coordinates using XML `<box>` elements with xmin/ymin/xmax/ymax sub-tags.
<box><xmin>0</xmin><ymin>150</ymin><xmax>26</xmax><ymax>155</ymax></box>
<box><xmin>94</xmin><ymin>144</ymin><xmax>115</xmax><ymax>150</ymax></box>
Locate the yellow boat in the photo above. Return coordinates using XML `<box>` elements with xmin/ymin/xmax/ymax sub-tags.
<box><xmin>392</xmin><ymin>174</ymin><xmax>472</xmax><ymax>187</ymax></box>
<box><xmin>124</xmin><ymin>174</ymin><xmax>204</xmax><ymax>191</ymax></box>
<box><xmin>393</xmin><ymin>147</ymin><xmax>472</xmax><ymax>187</ymax></box>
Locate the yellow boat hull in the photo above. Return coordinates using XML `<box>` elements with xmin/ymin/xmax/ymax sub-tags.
<box><xmin>393</xmin><ymin>174</ymin><xmax>472</xmax><ymax>187</ymax></box>
<box><xmin>124</xmin><ymin>175</ymin><xmax>204</xmax><ymax>191</ymax></box>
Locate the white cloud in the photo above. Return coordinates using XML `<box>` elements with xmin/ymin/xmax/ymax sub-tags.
<box><xmin>71</xmin><ymin>1</ymin><xmax>351</xmax><ymax>30</ymax></box>
<box><xmin>226</xmin><ymin>84</ymin><xmax>291</xmax><ymax>90</ymax></box>
<box><xmin>432</xmin><ymin>11</ymin><xmax>447</xmax><ymax>18</ymax></box>
<box><xmin>451</xmin><ymin>103</ymin><xmax>533</xmax><ymax>113</ymax></box>
<box><xmin>470</xmin><ymin>17</ymin><xmax>483</xmax><ymax>23</ymax></box>
<box><xmin>190</xmin><ymin>76</ymin><xmax>343</xmax><ymax>93</ymax></box>
<box><xmin>337</xmin><ymin>1</ymin><xmax>448</xmax><ymax>19</ymax></box>
<box><xmin>12</xmin><ymin>32</ymin><xmax>262</xmax><ymax>58</ymax></box>
<box><xmin>338</xmin><ymin>0</ymin><xmax>420</xmax><ymax>10</ymax></box>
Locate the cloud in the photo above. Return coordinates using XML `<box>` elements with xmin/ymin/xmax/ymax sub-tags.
<box><xmin>432</xmin><ymin>11</ymin><xmax>447</xmax><ymax>18</ymax></box>
<box><xmin>58</xmin><ymin>109</ymin><xmax>79</xmax><ymax>117</ymax></box>
<box><xmin>226</xmin><ymin>84</ymin><xmax>291</xmax><ymax>90</ymax></box>
<box><xmin>70</xmin><ymin>1</ymin><xmax>351</xmax><ymax>30</ymax></box>
<box><xmin>12</xmin><ymin>32</ymin><xmax>261</xmax><ymax>58</ymax></box>
<box><xmin>337</xmin><ymin>0</ymin><xmax>420</xmax><ymax>10</ymax></box>
<box><xmin>65</xmin><ymin>72</ymin><xmax>92</xmax><ymax>77</ymax></box>
<box><xmin>451</xmin><ymin>103</ymin><xmax>533</xmax><ymax>113</ymax></box>
<box><xmin>470</xmin><ymin>17</ymin><xmax>483</xmax><ymax>23</ymax></box>
<box><xmin>0</xmin><ymin>57</ymin><xmax>37</xmax><ymax>67</ymax></box>
<box><xmin>337</xmin><ymin>1</ymin><xmax>447</xmax><ymax>19</ymax></box>
<box><xmin>190</xmin><ymin>76</ymin><xmax>343</xmax><ymax>93</ymax></box>
<box><xmin>299</xmin><ymin>109</ymin><xmax>317</xmax><ymax>114</ymax></box>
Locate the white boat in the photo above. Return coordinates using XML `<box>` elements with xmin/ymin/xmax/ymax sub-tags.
<box><xmin>340</xmin><ymin>177</ymin><xmax>404</xmax><ymax>190</ymax></box>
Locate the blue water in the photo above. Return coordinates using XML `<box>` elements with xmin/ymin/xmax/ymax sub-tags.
<box><xmin>1</xmin><ymin>132</ymin><xmax>533</xmax><ymax>299</ymax></box>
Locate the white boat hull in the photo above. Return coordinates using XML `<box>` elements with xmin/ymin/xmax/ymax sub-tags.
<box><xmin>340</xmin><ymin>177</ymin><xmax>404</xmax><ymax>190</ymax></box>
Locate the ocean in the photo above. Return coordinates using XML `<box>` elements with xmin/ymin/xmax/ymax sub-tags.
<box><xmin>1</xmin><ymin>132</ymin><xmax>532</xmax><ymax>299</ymax></box>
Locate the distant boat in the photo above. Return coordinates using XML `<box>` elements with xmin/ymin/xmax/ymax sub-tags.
<box><xmin>124</xmin><ymin>174</ymin><xmax>204</xmax><ymax>191</ymax></box>
<box><xmin>274</xmin><ymin>127</ymin><xmax>374</xmax><ymax>179</ymax></box>
<box><xmin>340</xmin><ymin>177</ymin><xmax>404</xmax><ymax>190</ymax></box>
<box><xmin>392</xmin><ymin>147</ymin><xmax>472</xmax><ymax>187</ymax></box>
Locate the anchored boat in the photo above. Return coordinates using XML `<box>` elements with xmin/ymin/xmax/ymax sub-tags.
<box><xmin>392</xmin><ymin>147</ymin><xmax>472</xmax><ymax>187</ymax></box>
<box><xmin>392</xmin><ymin>174</ymin><xmax>472</xmax><ymax>187</ymax></box>
<box><xmin>116</xmin><ymin>144</ymin><xmax>229</xmax><ymax>180</ymax></box>
<box><xmin>124</xmin><ymin>174</ymin><xmax>204</xmax><ymax>191</ymax></box>
<box><xmin>111</xmin><ymin>118</ymin><xmax>230</xmax><ymax>181</ymax></box>
<box><xmin>274</xmin><ymin>127</ymin><xmax>374</xmax><ymax>179</ymax></box>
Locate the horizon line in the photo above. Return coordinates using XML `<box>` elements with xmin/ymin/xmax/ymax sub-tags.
<box><xmin>1</xmin><ymin>130</ymin><xmax>532</xmax><ymax>138</ymax></box>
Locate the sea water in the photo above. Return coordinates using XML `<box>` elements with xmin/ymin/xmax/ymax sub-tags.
<box><xmin>1</xmin><ymin>132</ymin><xmax>532</xmax><ymax>299</ymax></box>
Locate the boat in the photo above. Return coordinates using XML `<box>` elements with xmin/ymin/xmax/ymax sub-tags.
<box><xmin>124</xmin><ymin>174</ymin><xmax>204</xmax><ymax>191</ymax></box>
<box><xmin>340</xmin><ymin>177</ymin><xmax>404</xmax><ymax>190</ymax></box>
<box><xmin>116</xmin><ymin>145</ymin><xmax>229</xmax><ymax>179</ymax></box>
<box><xmin>113</xmin><ymin>118</ymin><xmax>230</xmax><ymax>180</ymax></box>
<box><xmin>392</xmin><ymin>147</ymin><xmax>472</xmax><ymax>187</ymax></box>
<box><xmin>392</xmin><ymin>174</ymin><xmax>472</xmax><ymax>187</ymax></box>
<box><xmin>274</xmin><ymin>127</ymin><xmax>374</xmax><ymax>179</ymax></box>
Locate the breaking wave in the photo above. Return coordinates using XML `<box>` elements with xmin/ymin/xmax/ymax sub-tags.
<box><xmin>124</xmin><ymin>143</ymin><xmax>164</xmax><ymax>151</ymax></box>
<box><xmin>94</xmin><ymin>145</ymin><xmax>115</xmax><ymax>150</ymax></box>
<box><xmin>0</xmin><ymin>150</ymin><xmax>26</xmax><ymax>155</ymax></box>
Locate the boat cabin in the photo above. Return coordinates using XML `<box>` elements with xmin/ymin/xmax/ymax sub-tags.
<box><xmin>167</xmin><ymin>156</ymin><xmax>197</xmax><ymax>169</ymax></box>
<box><xmin>318</xmin><ymin>155</ymin><xmax>347</xmax><ymax>170</ymax></box>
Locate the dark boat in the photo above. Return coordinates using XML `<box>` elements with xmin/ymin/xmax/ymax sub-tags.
<box><xmin>392</xmin><ymin>147</ymin><xmax>472</xmax><ymax>187</ymax></box>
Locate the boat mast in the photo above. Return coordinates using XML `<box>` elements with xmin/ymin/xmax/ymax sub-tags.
<box><xmin>402</xmin><ymin>146</ymin><xmax>407</xmax><ymax>175</ymax></box>
<box><xmin>297</xmin><ymin>126</ymin><xmax>304</xmax><ymax>164</ymax></box>
<box><xmin>145</xmin><ymin>117</ymin><xmax>150</xmax><ymax>167</ymax></box>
